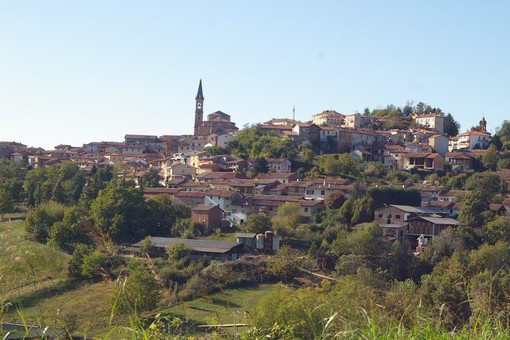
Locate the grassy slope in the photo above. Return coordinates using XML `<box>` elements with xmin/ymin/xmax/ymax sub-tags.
<box><xmin>0</xmin><ymin>219</ymin><xmax>27</xmax><ymax>258</ymax></box>
<box><xmin>0</xmin><ymin>219</ymin><xmax>113</xmax><ymax>336</ymax></box>
<box><xmin>166</xmin><ymin>284</ymin><xmax>272</xmax><ymax>325</ymax></box>
<box><xmin>10</xmin><ymin>281</ymin><xmax>115</xmax><ymax>337</ymax></box>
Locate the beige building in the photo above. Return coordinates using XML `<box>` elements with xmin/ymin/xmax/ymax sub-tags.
<box><xmin>312</xmin><ymin>110</ymin><xmax>344</xmax><ymax>126</ymax></box>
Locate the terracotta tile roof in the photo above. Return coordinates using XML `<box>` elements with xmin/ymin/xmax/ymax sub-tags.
<box><xmin>192</xmin><ymin>204</ymin><xmax>220</xmax><ymax>212</ymax></box>
<box><xmin>204</xmin><ymin>189</ymin><xmax>243</xmax><ymax>198</ymax></box>
<box><xmin>424</xmin><ymin>201</ymin><xmax>455</xmax><ymax>208</ymax></box>
<box><xmin>490</xmin><ymin>204</ymin><xmax>504</xmax><ymax>212</ymax></box>
<box><xmin>143</xmin><ymin>188</ymin><xmax>181</xmax><ymax>196</ymax></box>
<box><xmin>439</xmin><ymin>190</ymin><xmax>469</xmax><ymax>197</ymax></box>
<box><xmin>458</xmin><ymin>130</ymin><xmax>491</xmax><ymax>136</ymax></box>
<box><xmin>255</xmin><ymin>173</ymin><xmax>297</xmax><ymax>180</ymax></box>
<box><xmin>415</xmin><ymin>114</ymin><xmax>443</xmax><ymax>118</ymax></box>
<box><xmin>445</xmin><ymin>151</ymin><xmax>474</xmax><ymax>159</ymax></box>
<box><xmin>175</xmin><ymin>191</ymin><xmax>207</xmax><ymax>198</ymax></box>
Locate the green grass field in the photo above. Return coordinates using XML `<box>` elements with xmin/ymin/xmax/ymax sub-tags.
<box><xmin>164</xmin><ymin>284</ymin><xmax>273</xmax><ymax>331</ymax></box>
<box><xmin>0</xmin><ymin>219</ymin><xmax>27</xmax><ymax>258</ymax></box>
<box><xmin>7</xmin><ymin>281</ymin><xmax>116</xmax><ymax>337</ymax></box>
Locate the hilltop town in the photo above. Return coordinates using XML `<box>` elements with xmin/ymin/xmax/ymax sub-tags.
<box><xmin>2</xmin><ymin>80</ymin><xmax>510</xmax><ymax>338</ymax></box>
<box><xmin>1</xmin><ymin>80</ymin><xmax>508</xmax><ymax>236</ymax></box>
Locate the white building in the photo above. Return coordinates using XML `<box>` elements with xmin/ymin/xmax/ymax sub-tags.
<box><xmin>415</xmin><ymin>114</ymin><xmax>445</xmax><ymax>134</ymax></box>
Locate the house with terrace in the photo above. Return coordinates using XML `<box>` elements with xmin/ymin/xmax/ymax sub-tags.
<box><xmin>402</xmin><ymin>152</ymin><xmax>444</xmax><ymax>172</ymax></box>
<box><xmin>444</xmin><ymin>150</ymin><xmax>474</xmax><ymax>171</ymax></box>
<box><xmin>405</xmin><ymin>216</ymin><xmax>458</xmax><ymax>239</ymax></box>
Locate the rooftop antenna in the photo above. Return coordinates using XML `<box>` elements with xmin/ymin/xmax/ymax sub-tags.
<box><xmin>292</xmin><ymin>105</ymin><xmax>295</xmax><ymax>121</ymax></box>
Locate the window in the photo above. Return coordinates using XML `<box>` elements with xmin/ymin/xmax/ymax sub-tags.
<box><xmin>306</xmin><ymin>190</ymin><xmax>314</xmax><ymax>195</ymax></box>
<box><xmin>388</xmin><ymin>214</ymin><xmax>392</xmax><ymax>218</ymax></box>
<box><xmin>321</xmin><ymin>190</ymin><xmax>325</xmax><ymax>195</ymax></box>
<box><xmin>304</xmin><ymin>208</ymin><xmax>309</xmax><ymax>212</ymax></box>
<box><xmin>378</xmin><ymin>213</ymin><xmax>383</xmax><ymax>218</ymax></box>
<box><xmin>396</xmin><ymin>214</ymin><xmax>401</xmax><ymax>220</ymax></box>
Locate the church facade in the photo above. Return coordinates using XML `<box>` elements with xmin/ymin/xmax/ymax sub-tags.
<box><xmin>193</xmin><ymin>80</ymin><xmax>238</xmax><ymax>136</ymax></box>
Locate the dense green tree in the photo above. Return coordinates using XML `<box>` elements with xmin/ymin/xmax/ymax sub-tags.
<box><xmin>496</xmin><ymin>120</ymin><xmax>510</xmax><ymax>150</ymax></box>
<box><xmin>0</xmin><ymin>160</ymin><xmax>26</xmax><ymax>202</ymax></box>
<box><xmin>90</xmin><ymin>180</ymin><xmax>148</xmax><ymax>242</ymax></box>
<box><xmin>48</xmin><ymin>206</ymin><xmax>91</xmax><ymax>248</ymax></box>
<box><xmin>385</xmin><ymin>169</ymin><xmax>420</xmax><ymax>186</ymax></box>
<box><xmin>422</xmin><ymin>228</ymin><xmax>468</xmax><ymax>265</ymax></box>
<box><xmin>316</xmin><ymin>154</ymin><xmax>360</xmax><ymax>178</ymax></box>
<box><xmin>243</xmin><ymin>212</ymin><xmax>272</xmax><ymax>234</ymax></box>
<box><xmin>201</xmin><ymin>146</ymin><xmax>228</xmax><ymax>155</ymax></box>
<box><xmin>252</xmin><ymin>157</ymin><xmax>269</xmax><ymax>175</ymax></box>
<box><xmin>350</xmin><ymin>196</ymin><xmax>375</xmax><ymax>224</ymax></box>
<box><xmin>362</xmin><ymin>161</ymin><xmax>386</xmax><ymax>180</ymax></box>
<box><xmin>145</xmin><ymin>194</ymin><xmax>190</xmax><ymax>236</ymax></box>
<box><xmin>464</xmin><ymin>174</ymin><xmax>501</xmax><ymax>195</ymax></box>
<box><xmin>297</xmin><ymin>141</ymin><xmax>316</xmax><ymax>165</ymax></box>
<box><xmin>79</xmin><ymin>165</ymin><xmax>114</xmax><ymax>208</ymax></box>
<box><xmin>458</xmin><ymin>189</ymin><xmax>493</xmax><ymax>228</ymax></box>
<box><xmin>116</xmin><ymin>267</ymin><xmax>161</xmax><ymax>314</ymax></box>
<box><xmin>338</xmin><ymin>198</ymin><xmax>354</xmax><ymax>224</ymax></box>
<box><xmin>368</xmin><ymin>187</ymin><xmax>421</xmax><ymax>208</ymax></box>
<box><xmin>272</xmin><ymin>202</ymin><xmax>303</xmax><ymax>230</ymax></box>
<box><xmin>68</xmin><ymin>243</ymin><xmax>93</xmax><ymax>278</ymax></box>
<box><xmin>266</xmin><ymin>247</ymin><xmax>307</xmax><ymax>282</ymax></box>
<box><xmin>484</xmin><ymin>216</ymin><xmax>510</xmax><ymax>245</ymax></box>
<box><xmin>25</xmin><ymin>201</ymin><xmax>67</xmax><ymax>243</ymax></box>
<box><xmin>371</xmin><ymin>104</ymin><xmax>402</xmax><ymax>119</ymax></box>
<box><xmin>166</xmin><ymin>242</ymin><xmax>193</xmax><ymax>263</ymax></box>
<box><xmin>481</xmin><ymin>145</ymin><xmax>499</xmax><ymax>171</ymax></box>
<box><xmin>497</xmin><ymin>157</ymin><xmax>510</xmax><ymax>170</ymax></box>
<box><xmin>323</xmin><ymin>192</ymin><xmax>347</xmax><ymax>210</ymax></box>
<box><xmin>171</xmin><ymin>218</ymin><xmax>203</xmax><ymax>238</ymax></box>
<box><xmin>331</xmin><ymin>222</ymin><xmax>385</xmax><ymax>257</ymax></box>
<box><xmin>420</xmin><ymin>252</ymin><xmax>471</xmax><ymax>328</ymax></box>
<box><xmin>444</xmin><ymin>113</ymin><xmax>460</xmax><ymax>136</ymax></box>
<box><xmin>140</xmin><ymin>168</ymin><xmax>162</xmax><ymax>188</ymax></box>
<box><xmin>420</xmin><ymin>242</ymin><xmax>510</xmax><ymax>328</ymax></box>
<box><xmin>443</xmin><ymin>172</ymin><xmax>469</xmax><ymax>190</ymax></box>
<box><xmin>24</xmin><ymin>163</ymin><xmax>84</xmax><ymax>206</ymax></box>
<box><xmin>467</xmin><ymin>243</ymin><xmax>510</xmax><ymax>319</ymax></box>
<box><xmin>227</xmin><ymin>125</ymin><xmax>298</xmax><ymax>160</ymax></box>
<box><xmin>331</xmin><ymin>222</ymin><xmax>388</xmax><ymax>273</ymax></box>
<box><xmin>24</xmin><ymin>167</ymin><xmax>50</xmax><ymax>206</ymax></box>
<box><xmin>0</xmin><ymin>189</ymin><xmax>14</xmax><ymax>219</ymax></box>
<box><xmin>80</xmin><ymin>250</ymin><xmax>108</xmax><ymax>281</ymax></box>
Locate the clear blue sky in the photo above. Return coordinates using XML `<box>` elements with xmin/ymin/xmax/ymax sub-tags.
<box><xmin>1</xmin><ymin>1</ymin><xmax>509</xmax><ymax>149</ymax></box>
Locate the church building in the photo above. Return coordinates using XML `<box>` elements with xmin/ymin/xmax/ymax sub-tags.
<box><xmin>193</xmin><ymin>80</ymin><xmax>238</xmax><ymax>136</ymax></box>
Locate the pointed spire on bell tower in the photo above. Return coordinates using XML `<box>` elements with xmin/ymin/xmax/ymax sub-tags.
<box><xmin>196</xmin><ymin>79</ymin><xmax>204</xmax><ymax>100</ymax></box>
<box><xmin>194</xmin><ymin>79</ymin><xmax>204</xmax><ymax>135</ymax></box>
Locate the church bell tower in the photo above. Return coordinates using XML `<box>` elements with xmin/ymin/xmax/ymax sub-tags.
<box><xmin>194</xmin><ymin>79</ymin><xmax>204</xmax><ymax>135</ymax></box>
